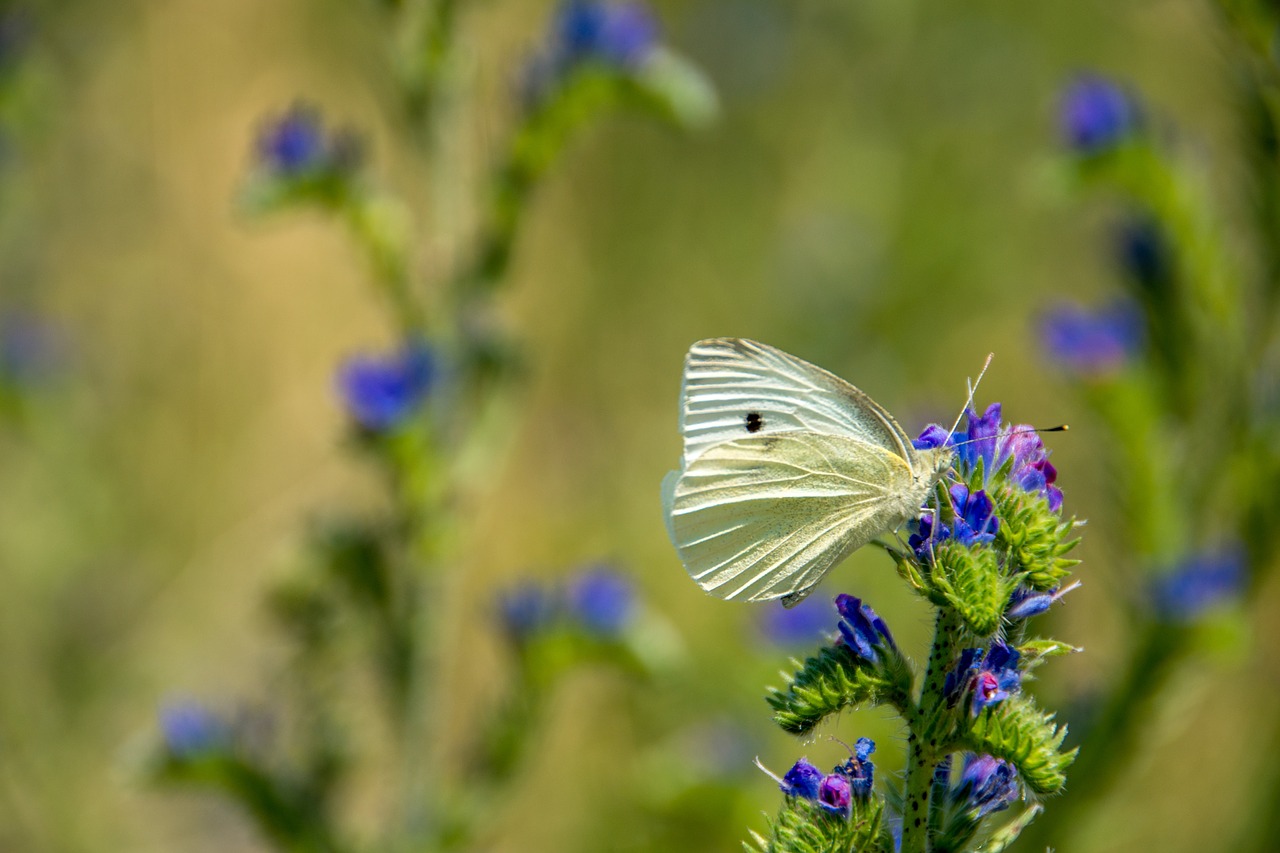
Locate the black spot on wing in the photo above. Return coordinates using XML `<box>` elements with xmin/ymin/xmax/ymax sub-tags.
<box><xmin>745</xmin><ymin>411</ymin><xmax>765</xmax><ymax>433</ymax></box>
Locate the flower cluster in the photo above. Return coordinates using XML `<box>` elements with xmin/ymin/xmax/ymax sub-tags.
<box><xmin>945</xmin><ymin>642</ymin><xmax>1023</xmax><ymax>717</ymax></box>
<box><xmin>521</xmin><ymin>1</ymin><xmax>660</xmax><ymax>107</ymax></box>
<box><xmin>773</xmin><ymin>738</ymin><xmax>877</xmax><ymax>820</ymax></box>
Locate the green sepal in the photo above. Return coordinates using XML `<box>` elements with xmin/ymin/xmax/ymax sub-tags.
<box><xmin>992</xmin><ymin>487</ymin><xmax>1080</xmax><ymax>590</ymax></box>
<box><xmin>1016</xmin><ymin>639</ymin><xmax>1081</xmax><ymax>673</ymax></box>
<box><xmin>745</xmin><ymin>794</ymin><xmax>893</xmax><ymax>853</ymax></box>
<box><xmin>961</xmin><ymin>697</ymin><xmax>1077</xmax><ymax>796</ymax></box>
<box><xmin>887</xmin><ymin>545</ymin><xmax>949</xmax><ymax>608</ymax></box>
<box><xmin>930</xmin><ymin>542</ymin><xmax>1020</xmax><ymax>638</ymax></box>
<box><xmin>766</xmin><ymin>644</ymin><xmax>914</xmax><ymax>735</ymax></box>
<box><xmin>983</xmin><ymin>803</ymin><xmax>1044</xmax><ymax>853</ymax></box>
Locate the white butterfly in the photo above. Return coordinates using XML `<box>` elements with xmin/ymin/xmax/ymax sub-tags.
<box><xmin>661</xmin><ymin>338</ymin><xmax>954</xmax><ymax>607</ymax></box>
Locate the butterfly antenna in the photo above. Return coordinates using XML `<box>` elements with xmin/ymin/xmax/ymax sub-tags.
<box><xmin>946</xmin><ymin>352</ymin><xmax>994</xmax><ymax>438</ymax></box>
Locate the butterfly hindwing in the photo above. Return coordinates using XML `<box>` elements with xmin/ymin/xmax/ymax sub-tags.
<box><xmin>678</xmin><ymin>338</ymin><xmax>916</xmax><ymax>469</ymax></box>
<box><xmin>665</xmin><ymin>432</ymin><xmax>923</xmax><ymax>603</ymax></box>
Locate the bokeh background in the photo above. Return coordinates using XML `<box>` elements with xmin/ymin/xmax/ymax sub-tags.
<box><xmin>0</xmin><ymin>1</ymin><xmax>1271</xmax><ymax>851</ymax></box>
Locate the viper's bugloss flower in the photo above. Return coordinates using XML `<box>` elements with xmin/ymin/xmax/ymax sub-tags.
<box><xmin>945</xmin><ymin>642</ymin><xmax>1022</xmax><ymax>716</ymax></box>
<box><xmin>497</xmin><ymin>582</ymin><xmax>560</xmax><ymax>642</ymax></box>
<box><xmin>567</xmin><ymin>567</ymin><xmax>634</xmax><ymax>635</ymax></box>
<box><xmin>159</xmin><ymin>701</ymin><xmax>229</xmax><ymax>758</ymax></box>
<box><xmin>255</xmin><ymin>103</ymin><xmax>361</xmax><ymax>179</ymax></box>
<box><xmin>337</xmin><ymin>341</ymin><xmax>437</xmax><ymax>432</ymax></box>
<box><xmin>1059</xmin><ymin>74</ymin><xmax>1139</xmax><ymax>153</ymax></box>
<box><xmin>1042</xmin><ymin>300</ymin><xmax>1144</xmax><ymax>377</ymax></box>
<box><xmin>817</xmin><ymin>773</ymin><xmax>853</xmax><ymax>817</ymax></box>
<box><xmin>760</xmin><ymin>595</ymin><xmax>835</xmax><ymax>646</ymax></box>
<box><xmin>780</xmin><ymin>758</ymin><xmax>824</xmax><ymax>799</ymax></box>
<box><xmin>834</xmin><ymin>594</ymin><xmax>896</xmax><ymax>663</ymax></box>
<box><xmin>835</xmin><ymin>737</ymin><xmax>875</xmax><ymax>800</ymax></box>
<box><xmin>1006</xmin><ymin>580</ymin><xmax>1081</xmax><ymax>620</ymax></box>
<box><xmin>1150</xmin><ymin>547</ymin><xmax>1245</xmax><ymax>622</ymax></box>
<box><xmin>522</xmin><ymin>2</ymin><xmax>660</xmax><ymax>107</ymax></box>
<box><xmin>909</xmin><ymin>485</ymin><xmax>998</xmax><ymax>559</ymax></box>
<box><xmin>915</xmin><ymin>405</ymin><xmax>1064</xmax><ymax>511</ymax></box>
<box><xmin>955</xmin><ymin>753</ymin><xmax>1021</xmax><ymax>818</ymax></box>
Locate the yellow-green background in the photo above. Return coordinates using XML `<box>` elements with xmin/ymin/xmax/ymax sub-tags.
<box><xmin>0</xmin><ymin>1</ymin><xmax>1272</xmax><ymax>851</ymax></box>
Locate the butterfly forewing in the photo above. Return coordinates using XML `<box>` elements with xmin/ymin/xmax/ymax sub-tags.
<box><xmin>679</xmin><ymin>338</ymin><xmax>917</xmax><ymax>468</ymax></box>
<box><xmin>664</xmin><ymin>432</ymin><xmax>928</xmax><ymax>602</ymax></box>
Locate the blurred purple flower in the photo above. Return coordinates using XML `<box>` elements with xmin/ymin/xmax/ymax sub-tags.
<box><xmin>567</xmin><ymin>566</ymin><xmax>634</xmax><ymax>635</ymax></box>
<box><xmin>759</xmin><ymin>595</ymin><xmax>834</xmax><ymax>647</ymax></box>
<box><xmin>1150</xmin><ymin>546</ymin><xmax>1245</xmax><ymax>622</ymax></box>
<box><xmin>1059</xmin><ymin>74</ymin><xmax>1139</xmax><ymax>153</ymax></box>
<box><xmin>557</xmin><ymin>1</ymin><xmax>659</xmax><ymax>67</ymax></box>
<box><xmin>1042</xmin><ymin>300</ymin><xmax>1144</xmax><ymax>376</ymax></box>
<box><xmin>497</xmin><ymin>581</ymin><xmax>560</xmax><ymax>643</ymax></box>
<box><xmin>255</xmin><ymin>103</ymin><xmax>362</xmax><ymax>179</ymax></box>
<box><xmin>159</xmin><ymin>701</ymin><xmax>229</xmax><ymax>757</ymax></box>
<box><xmin>1115</xmin><ymin>215</ymin><xmax>1172</xmax><ymax>293</ymax></box>
<box><xmin>0</xmin><ymin>313</ymin><xmax>66</xmax><ymax>387</ymax></box>
<box><xmin>955</xmin><ymin>753</ymin><xmax>1021</xmax><ymax>818</ymax></box>
<box><xmin>337</xmin><ymin>340</ymin><xmax>437</xmax><ymax>432</ymax></box>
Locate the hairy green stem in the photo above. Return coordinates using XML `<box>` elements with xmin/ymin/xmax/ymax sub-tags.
<box><xmin>901</xmin><ymin>608</ymin><xmax>962</xmax><ymax>853</ymax></box>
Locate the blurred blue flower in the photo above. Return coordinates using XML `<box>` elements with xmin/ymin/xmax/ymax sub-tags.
<box><xmin>557</xmin><ymin>1</ymin><xmax>658</xmax><ymax>67</ymax></box>
<box><xmin>1059</xmin><ymin>74</ymin><xmax>1139</xmax><ymax>153</ymax></box>
<box><xmin>567</xmin><ymin>566</ymin><xmax>634</xmax><ymax>635</ymax></box>
<box><xmin>1042</xmin><ymin>300</ymin><xmax>1144</xmax><ymax>377</ymax></box>
<box><xmin>954</xmin><ymin>753</ymin><xmax>1021</xmax><ymax>818</ymax></box>
<box><xmin>759</xmin><ymin>595</ymin><xmax>834</xmax><ymax>646</ymax></box>
<box><xmin>0</xmin><ymin>313</ymin><xmax>66</xmax><ymax>388</ymax></box>
<box><xmin>255</xmin><ymin>103</ymin><xmax>362</xmax><ymax>180</ymax></box>
<box><xmin>834</xmin><ymin>594</ymin><xmax>895</xmax><ymax>664</ymax></box>
<box><xmin>834</xmin><ymin>737</ymin><xmax>875</xmax><ymax>800</ymax></box>
<box><xmin>337</xmin><ymin>340</ymin><xmax>437</xmax><ymax>432</ymax></box>
<box><xmin>497</xmin><ymin>581</ymin><xmax>560</xmax><ymax>643</ymax></box>
<box><xmin>159</xmin><ymin>701</ymin><xmax>229</xmax><ymax>758</ymax></box>
<box><xmin>945</xmin><ymin>642</ymin><xmax>1022</xmax><ymax>716</ymax></box>
<box><xmin>1150</xmin><ymin>546</ymin><xmax>1245</xmax><ymax>622</ymax></box>
<box><xmin>780</xmin><ymin>758</ymin><xmax>824</xmax><ymax>799</ymax></box>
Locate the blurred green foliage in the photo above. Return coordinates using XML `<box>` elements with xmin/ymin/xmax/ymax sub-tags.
<box><xmin>0</xmin><ymin>1</ymin><xmax>1273</xmax><ymax>851</ymax></box>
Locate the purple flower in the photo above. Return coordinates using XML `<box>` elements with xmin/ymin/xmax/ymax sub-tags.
<box><xmin>255</xmin><ymin>103</ymin><xmax>361</xmax><ymax>179</ymax></box>
<box><xmin>1059</xmin><ymin>74</ymin><xmax>1139</xmax><ymax>153</ymax></box>
<box><xmin>955</xmin><ymin>754</ymin><xmax>1020</xmax><ymax>818</ymax></box>
<box><xmin>1042</xmin><ymin>300</ymin><xmax>1144</xmax><ymax>377</ymax></box>
<box><xmin>1150</xmin><ymin>547</ymin><xmax>1245</xmax><ymax>622</ymax></box>
<box><xmin>159</xmin><ymin>701</ymin><xmax>229</xmax><ymax>757</ymax></box>
<box><xmin>497</xmin><ymin>582</ymin><xmax>559</xmax><ymax>642</ymax></box>
<box><xmin>1006</xmin><ymin>580</ymin><xmax>1081</xmax><ymax>620</ymax></box>
<box><xmin>909</xmin><ymin>485</ymin><xmax>999</xmax><ymax>559</ymax></box>
<box><xmin>557</xmin><ymin>1</ymin><xmax>659</xmax><ymax>67</ymax></box>
<box><xmin>834</xmin><ymin>737</ymin><xmax>876</xmax><ymax>800</ymax></box>
<box><xmin>760</xmin><ymin>595</ymin><xmax>836</xmax><ymax>647</ymax></box>
<box><xmin>780</xmin><ymin>759</ymin><xmax>824</xmax><ymax>799</ymax></box>
<box><xmin>945</xmin><ymin>642</ymin><xmax>1022</xmax><ymax>716</ymax></box>
<box><xmin>834</xmin><ymin>594</ymin><xmax>896</xmax><ymax>663</ymax></box>
<box><xmin>567</xmin><ymin>567</ymin><xmax>634</xmax><ymax>635</ymax></box>
<box><xmin>336</xmin><ymin>341</ymin><xmax>437</xmax><ymax>432</ymax></box>
<box><xmin>818</xmin><ymin>773</ymin><xmax>853</xmax><ymax>817</ymax></box>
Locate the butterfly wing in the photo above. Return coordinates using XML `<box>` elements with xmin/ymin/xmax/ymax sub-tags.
<box><xmin>663</xmin><ymin>432</ymin><xmax>925</xmax><ymax>603</ymax></box>
<box><xmin>678</xmin><ymin>338</ymin><xmax>917</xmax><ymax>468</ymax></box>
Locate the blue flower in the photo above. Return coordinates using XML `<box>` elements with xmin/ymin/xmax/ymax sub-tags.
<box><xmin>567</xmin><ymin>567</ymin><xmax>634</xmax><ymax>635</ymax></box>
<box><xmin>834</xmin><ymin>594</ymin><xmax>896</xmax><ymax>663</ymax></box>
<box><xmin>1059</xmin><ymin>74</ymin><xmax>1139</xmax><ymax>154</ymax></box>
<box><xmin>556</xmin><ymin>1</ymin><xmax>659</xmax><ymax>68</ymax></box>
<box><xmin>1042</xmin><ymin>300</ymin><xmax>1144</xmax><ymax>377</ymax></box>
<box><xmin>497</xmin><ymin>582</ymin><xmax>560</xmax><ymax>642</ymax></box>
<box><xmin>1150</xmin><ymin>547</ymin><xmax>1245</xmax><ymax>622</ymax></box>
<box><xmin>759</xmin><ymin>595</ymin><xmax>836</xmax><ymax>647</ymax></box>
<box><xmin>336</xmin><ymin>341</ymin><xmax>437</xmax><ymax>432</ymax></box>
<box><xmin>780</xmin><ymin>758</ymin><xmax>824</xmax><ymax>799</ymax></box>
<box><xmin>945</xmin><ymin>642</ymin><xmax>1022</xmax><ymax>716</ymax></box>
<box><xmin>817</xmin><ymin>773</ymin><xmax>853</xmax><ymax>817</ymax></box>
<box><xmin>1006</xmin><ymin>580</ymin><xmax>1081</xmax><ymax>620</ymax></box>
<box><xmin>255</xmin><ymin>103</ymin><xmax>361</xmax><ymax>179</ymax></box>
<box><xmin>159</xmin><ymin>701</ymin><xmax>229</xmax><ymax>758</ymax></box>
<box><xmin>954</xmin><ymin>753</ymin><xmax>1020</xmax><ymax>818</ymax></box>
<box><xmin>834</xmin><ymin>737</ymin><xmax>876</xmax><ymax>800</ymax></box>
<box><xmin>909</xmin><ymin>485</ymin><xmax>999</xmax><ymax>560</ymax></box>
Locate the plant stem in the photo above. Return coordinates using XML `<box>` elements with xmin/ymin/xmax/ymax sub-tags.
<box><xmin>901</xmin><ymin>608</ymin><xmax>961</xmax><ymax>853</ymax></box>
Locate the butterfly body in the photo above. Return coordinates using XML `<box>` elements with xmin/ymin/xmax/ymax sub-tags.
<box><xmin>662</xmin><ymin>339</ymin><xmax>952</xmax><ymax>606</ymax></box>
